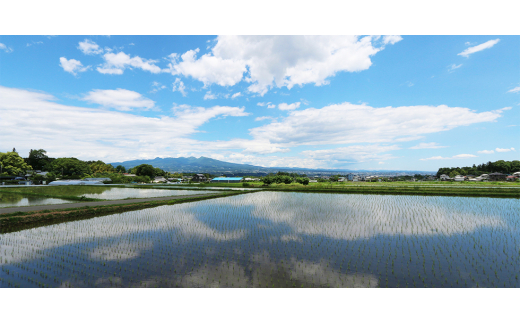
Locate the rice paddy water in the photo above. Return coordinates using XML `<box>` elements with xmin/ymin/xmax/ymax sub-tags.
<box><xmin>1</xmin><ymin>191</ymin><xmax>519</xmax><ymax>288</ymax></box>
<box><xmin>0</xmin><ymin>187</ymin><xmax>216</xmax><ymax>208</ymax></box>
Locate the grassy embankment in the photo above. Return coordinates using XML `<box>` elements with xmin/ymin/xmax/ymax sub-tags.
<box><xmin>158</xmin><ymin>181</ymin><xmax>520</xmax><ymax>198</ymax></box>
<box><xmin>0</xmin><ymin>190</ymin><xmax>249</xmax><ymax>233</ymax></box>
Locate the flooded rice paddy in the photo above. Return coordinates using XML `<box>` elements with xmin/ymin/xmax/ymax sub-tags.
<box><xmin>78</xmin><ymin>187</ymin><xmax>215</xmax><ymax>200</ymax></box>
<box><xmin>1</xmin><ymin>192</ymin><xmax>519</xmax><ymax>288</ymax></box>
<box><xmin>0</xmin><ymin>192</ymin><xmax>72</xmax><ymax>208</ymax></box>
<box><xmin>0</xmin><ymin>186</ymin><xmax>216</xmax><ymax>207</ymax></box>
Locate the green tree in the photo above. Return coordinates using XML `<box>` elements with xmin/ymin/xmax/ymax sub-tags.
<box><xmin>115</xmin><ymin>165</ymin><xmax>126</xmax><ymax>173</ymax></box>
<box><xmin>0</xmin><ymin>151</ymin><xmax>33</xmax><ymax>175</ymax></box>
<box><xmin>133</xmin><ymin>164</ymin><xmax>156</xmax><ymax>178</ymax></box>
<box><xmin>50</xmin><ymin>158</ymin><xmax>92</xmax><ymax>178</ymax></box>
<box><xmin>88</xmin><ymin>160</ymin><xmax>115</xmax><ymax>173</ymax></box>
<box><xmin>26</xmin><ymin>149</ymin><xmax>51</xmax><ymax>170</ymax></box>
<box><xmin>154</xmin><ymin>167</ymin><xmax>166</xmax><ymax>177</ymax></box>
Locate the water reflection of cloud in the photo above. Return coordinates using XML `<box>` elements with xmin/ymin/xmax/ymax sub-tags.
<box><xmin>90</xmin><ymin>240</ymin><xmax>153</xmax><ymax>261</ymax></box>
<box><xmin>168</xmin><ymin>251</ymin><xmax>378</xmax><ymax>288</ymax></box>
<box><xmin>213</xmin><ymin>192</ymin><xmax>512</xmax><ymax>240</ymax></box>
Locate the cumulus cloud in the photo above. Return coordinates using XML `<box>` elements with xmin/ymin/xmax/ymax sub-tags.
<box><xmin>167</xmin><ymin>36</ymin><xmax>399</xmax><ymax>95</ymax></box>
<box><xmin>508</xmin><ymin>86</ymin><xmax>520</xmax><ymax>93</ymax></box>
<box><xmin>82</xmin><ymin>89</ymin><xmax>156</xmax><ymax>111</ymax></box>
<box><xmin>97</xmin><ymin>52</ymin><xmax>162</xmax><ymax>74</ymax></box>
<box><xmin>78</xmin><ymin>39</ymin><xmax>103</xmax><ymax>55</ymax></box>
<box><xmin>477</xmin><ymin>150</ymin><xmax>494</xmax><ymax>154</ymax></box>
<box><xmin>0</xmin><ymin>42</ymin><xmax>13</xmax><ymax>53</ymax></box>
<box><xmin>231</xmin><ymin>92</ymin><xmax>242</xmax><ymax>99</ymax></box>
<box><xmin>420</xmin><ymin>154</ymin><xmax>477</xmax><ymax>161</ymax></box>
<box><xmin>278</xmin><ymin>102</ymin><xmax>301</xmax><ymax>111</ymax></box>
<box><xmin>382</xmin><ymin>35</ymin><xmax>403</xmax><ymax>45</ymax></box>
<box><xmin>458</xmin><ymin>39</ymin><xmax>500</xmax><ymax>57</ymax></box>
<box><xmin>0</xmin><ymin>86</ymin><xmax>250</xmax><ymax>161</ymax></box>
<box><xmin>496</xmin><ymin>147</ymin><xmax>515</xmax><ymax>152</ymax></box>
<box><xmin>172</xmin><ymin>78</ymin><xmax>186</xmax><ymax>96</ymax></box>
<box><xmin>59</xmin><ymin>57</ymin><xmax>90</xmax><ymax>75</ymax></box>
<box><xmin>409</xmin><ymin>142</ymin><xmax>448</xmax><ymax>149</ymax></box>
<box><xmin>167</xmin><ymin>49</ymin><xmax>246</xmax><ymax>86</ymax></box>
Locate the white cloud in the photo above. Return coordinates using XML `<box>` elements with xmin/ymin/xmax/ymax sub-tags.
<box><xmin>167</xmin><ymin>36</ymin><xmax>399</xmax><ymax>95</ymax></box>
<box><xmin>26</xmin><ymin>41</ymin><xmax>43</xmax><ymax>47</ymax></box>
<box><xmin>78</xmin><ymin>39</ymin><xmax>103</xmax><ymax>55</ymax></box>
<box><xmin>167</xmin><ymin>49</ymin><xmax>246</xmax><ymax>86</ymax></box>
<box><xmin>150</xmin><ymin>81</ymin><xmax>166</xmax><ymax>93</ymax></box>
<box><xmin>458</xmin><ymin>39</ymin><xmax>500</xmax><ymax>57</ymax></box>
<box><xmin>82</xmin><ymin>89</ymin><xmax>156</xmax><ymax>111</ymax></box>
<box><xmin>231</xmin><ymin>92</ymin><xmax>242</xmax><ymax>99</ymax></box>
<box><xmin>172</xmin><ymin>78</ymin><xmax>186</xmax><ymax>96</ymax></box>
<box><xmin>508</xmin><ymin>86</ymin><xmax>520</xmax><ymax>93</ymax></box>
<box><xmin>448</xmin><ymin>64</ymin><xmax>462</xmax><ymax>72</ymax></box>
<box><xmin>0</xmin><ymin>86</ymin><xmax>249</xmax><ymax>162</ymax></box>
<box><xmin>278</xmin><ymin>102</ymin><xmax>301</xmax><ymax>111</ymax></box>
<box><xmin>97</xmin><ymin>52</ymin><xmax>162</xmax><ymax>74</ymax></box>
<box><xmin>267</xmin><ymin>104</ymin><xmax>276</xmax><ymax>109</ymax></box>
<box><xmin>420</xmin><ymin>154</ymin><xmax>477</xmax><ymax>161</ymax></box>
<box><xmin>257</xmin><ymin>102</ymin><xmax>267</xmax><ymax>106</ymax></box>
<box><xmin>255</xmin><ymin>116</ymin><xmax>276</xmax><ymax>122</ymax></box>
<box><xmin>59</xmin><ymin>57</ymin><xmax>90</xmax><ymax>75</ymax></box>
<box><xmin>496</xmin><ymin>147</ymin><xmax>515</xmax><ymax>152</ymax></box>
<box><xmin>203</xmin><ymin>91</ymin><xmax>217</xmax><ymax>100</ymax></box>
<box><xmin>477</xmin><ymin>150</ymin><xmax>494</xmax><ymax>154</ymax></box>
<box><xmin>0</xmin><ymin>43</ymin><xmax>13</xmax><ymax>53</ymax></box>
<box><xmin>248</xmin><ymin>103</ymin><xmax>508</xmax><ymax>150</ymax></box>
<box><xmin>301</xmin><ymin>144</ymin><xmax>400</xmax><ymax>163</ymax></box>
<box><xmin>409</xmin><ymin>142</ymin><xmax>448</xmax><ymax>149</ymax></box>
<box><xmin>382</xmin><ymin>35</ymin><xmax>403</xmax><ymax>45</ymax></box>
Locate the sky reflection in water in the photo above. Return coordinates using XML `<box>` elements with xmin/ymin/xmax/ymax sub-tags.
<box><xmin>1</xmin><ymin>192</ymin><xmax>519</xmax><ymax>288</ymax></box>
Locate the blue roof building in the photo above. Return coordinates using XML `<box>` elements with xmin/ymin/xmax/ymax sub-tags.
<box><xmin>210</xmin><ymin>177</ymin><xmax>243</xmax><ymax>183</ymax></box>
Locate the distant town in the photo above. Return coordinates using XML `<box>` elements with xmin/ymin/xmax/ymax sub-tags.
<box><xmin>1</xmin><ymin>149</ymin><xmax>518</xmax><ymax>185</ymax></box>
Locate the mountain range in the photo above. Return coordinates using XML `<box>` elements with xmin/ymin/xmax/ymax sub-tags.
<box><xmin>109</xmin><ymin>156</ymin><xmax>435</xmax><ymax>176</ymax></box>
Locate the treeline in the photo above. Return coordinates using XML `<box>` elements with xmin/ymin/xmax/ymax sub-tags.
<box><xmin>0</xmin><ymin>149</ymin><xmax>177</xmax><ymax>184</ymax></box>
<box><xmin>437</xmin><ymin>160</ymin><xmax>520</xmax><ymax>177</ymax></box>
<box><xmin>262</xmin><ymin>172</ymin><xmax>310</xmax><ymax>185</ymax></box>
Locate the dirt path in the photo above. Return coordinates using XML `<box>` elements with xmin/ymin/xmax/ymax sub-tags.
<box><xmin>0</xmin><ymin>193</ymin><xmax>219</xmax><ymax>215</ymax></box>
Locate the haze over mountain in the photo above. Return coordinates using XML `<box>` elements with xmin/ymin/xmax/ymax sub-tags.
<box><xmin>109</xmin><ymin>156</ymin><xmax>435</xmax><ymax>175</ymax></box>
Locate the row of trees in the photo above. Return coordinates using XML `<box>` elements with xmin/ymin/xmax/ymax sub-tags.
<box><xmin>262</xmin><ymin>172</ymin><xmax>310</xmax><ymax>185</ymax></box>
<box><xmin>437</xmin><ymin>160</ymin><xmax>520</xmax><ymax>178</ymax></box>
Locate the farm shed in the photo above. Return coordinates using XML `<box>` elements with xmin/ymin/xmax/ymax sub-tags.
<box><xmin>210</xmin><ymin>177</ymin><xmax>243</xmax><ymax>183</ymax></box>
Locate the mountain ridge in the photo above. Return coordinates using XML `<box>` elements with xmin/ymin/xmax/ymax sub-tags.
<box><xmin>109</xmin><ymin>156</ymin><xmax>435</xmax><ymax>175</ymax></box>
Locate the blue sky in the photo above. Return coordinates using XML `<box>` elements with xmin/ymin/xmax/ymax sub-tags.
<box><xmin>0</xmin><ymin>35</ymin><xmax>518</xmax><ymax>171</ymax></box>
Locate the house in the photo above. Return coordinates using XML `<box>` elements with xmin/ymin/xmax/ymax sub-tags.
<box><xmin>440</xmin><ymin>174</ymin><xmax>450</xmax><ymax>181</ymax></box>
<box><xmin>210</xmin><ymin>177</ymin><xmax>243</xmax><ymax>183</ymax></box>
<box><xmin>191</xmin><ymin>174</ymin><xmax>207</xmax><ymax>182</ymax></box>
<box><xmin>153</xmin><ymin>176</ymin><xmax>167</xmax><ymax>183</ymax></box>
<box><xmin>346</xmin><ymin>173</ymin><xmax>354</xmax><ymax>181</ymax></box>
<box><xmin>488</xmin><ymin>172</ymin><xmax>507</xmax><ymax>181</ymax></box>
<box><xmin>309</xmin><ymin>180</ymin><xmax>318</xmax><ymax>183</ymax></box>
<box><xmin>454</xmin><ymin>175</ymin><xmax>465</xmax><ymax>182</ymax></box>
